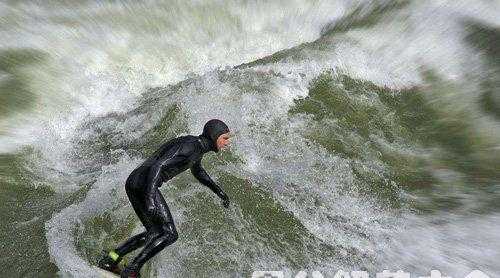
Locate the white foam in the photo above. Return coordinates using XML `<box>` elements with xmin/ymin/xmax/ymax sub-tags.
<box><xmin>380</xmin><ymin>212</ymin><xmax>500</xmax><ymax>276</ymax></box>
<box><xmin>0</xmin><ymin>0</ymin><xmax>363</xmax><ymax>153</ymax></box>
<box><xmin>175</xmin><ymin>66</ymin><xmax>398</xmax><ymax>271</ymax></box>
<box><xmin>45</xmin><ymin>154</ymin><xmax>140</xmax><ymax>277</ymax></box>
<box><xmin>6</xmin><ymin>0</ymin><xmax>498</xmax><ymax>276</ymax></box>
<box><xmin>17</xmin><ymin>1</ymin><xmax>371</xmax><ymax>276</ymax></box>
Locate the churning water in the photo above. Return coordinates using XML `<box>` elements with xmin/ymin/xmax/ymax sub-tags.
<box><xmin>1</xmin><ymin>1</ymin><xmax>499</xmax><ymax>277</ymax></box>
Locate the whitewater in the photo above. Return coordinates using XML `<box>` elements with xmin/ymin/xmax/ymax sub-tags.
<box><xmin>0</xmin><ymin>1</ymin><xmax>499</xmax><ymax>277</ymax></box>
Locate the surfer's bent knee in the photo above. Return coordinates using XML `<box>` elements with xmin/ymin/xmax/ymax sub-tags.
<box><xmin>159</xmin><ymin>223</ymin><xmax>178</xmax><ymax>243</ymax></box>
<box><xmin>167</xmin><ymin>229</ymin><xmax>178</xmax><ymax>243</ymax></box>
<box><xmin>160</xmin><ymin>231</ymin><xmax>178</xmax><ymax>245</ymax></box>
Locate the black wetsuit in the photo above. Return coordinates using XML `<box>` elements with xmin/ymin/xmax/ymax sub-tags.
<box><xmin>111</xmin><ymin>119</ymin><xmax>230</xmax><ymax>277</ymax></box>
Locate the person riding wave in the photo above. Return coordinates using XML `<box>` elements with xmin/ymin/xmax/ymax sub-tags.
<box><xmin>97</xmin><ymin>119</ymin><xmax>232</xmax><ymax>278</ymax></box>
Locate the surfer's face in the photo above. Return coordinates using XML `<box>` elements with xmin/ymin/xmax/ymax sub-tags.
<box><xmin>216</xmin><ymin>132</ymin><xmax>231</xmax><ymax>151</ymax></box>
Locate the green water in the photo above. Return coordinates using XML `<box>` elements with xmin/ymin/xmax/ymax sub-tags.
<box><xmin>1</xmin><ymin>1</ymin><xmax>500</xmax><ymax>277</ymax></box>
<box><xmin>0</xmin><ymin>153</ymin><xmax>59</xmax><ymax>277</ymax></box>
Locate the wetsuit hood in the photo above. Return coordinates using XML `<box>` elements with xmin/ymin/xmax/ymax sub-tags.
<box><xmin>198</xmin><ymin>119</ymin><xmax>229</xmax><ymax>153</ymax></box>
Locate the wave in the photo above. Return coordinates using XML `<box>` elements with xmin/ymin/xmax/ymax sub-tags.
<box><xmin>0</xmin><ymin>0</ymin><xmax>499</xmax><ymax>277</ymax></box>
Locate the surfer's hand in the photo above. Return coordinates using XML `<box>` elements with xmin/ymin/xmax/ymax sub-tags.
<box><xmin>220</xmin><ymin>192</ymin><xmax>230</xmax><ymax>208</ymax></box>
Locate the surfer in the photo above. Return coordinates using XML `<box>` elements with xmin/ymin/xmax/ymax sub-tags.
<box><xmin>97</xmin><ymin>119</ymin><xmax>232</xmax><ymax>278</ymax></box>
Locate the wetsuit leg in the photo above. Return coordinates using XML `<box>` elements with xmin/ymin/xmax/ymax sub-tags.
<box><xmin>126</xmin><ymin>188</ymin><xmax>178</xmax><ymax>271</ymax></box>
<box><xmin>113</xmin><ymin>183</ymin><xmax>154</xmax><ymax>257</ymax></box>
<box><xmin>114</xmin><ymin>231</ymin><xmax>148</xmax><ymax>256</ymax></box>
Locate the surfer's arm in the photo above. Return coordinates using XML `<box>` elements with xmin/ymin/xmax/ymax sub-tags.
<box><xmin>190</xmin><ymin>160</ymin><xmax>227</xmax><ymax>200</ymax></box>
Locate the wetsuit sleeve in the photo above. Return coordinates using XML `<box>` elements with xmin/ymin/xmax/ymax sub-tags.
<box><xmin>145</xmin><ymin>148</ymin><xmax>185</xmax><ymax>211</ymax></box>
<box><xmin>190</xmin><ymin>160</ymin><xmax>225</xmax><ymax>198</ymax></box>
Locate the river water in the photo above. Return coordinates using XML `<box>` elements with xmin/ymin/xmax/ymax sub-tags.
<box><xmin>0</xmin><ymin>1</ymin><xmax>499</xmax><ymax>277</ymax></box>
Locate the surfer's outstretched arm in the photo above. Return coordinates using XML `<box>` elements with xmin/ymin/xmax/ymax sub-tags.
<box><xmin>190</xmin><ymin>160</ymin><xmax>229</xmax><ymax>207</ymax></box>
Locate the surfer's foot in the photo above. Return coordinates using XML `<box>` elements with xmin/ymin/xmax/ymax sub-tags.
<box><xmin>121</xmin><ymin>266</ymin><xmax>140</xmax><ymax>278</ymax></box>
<box><xmin>97</xmin><ymin>250</ymin><xmax>122</xmax><ymax>275</ymax></box>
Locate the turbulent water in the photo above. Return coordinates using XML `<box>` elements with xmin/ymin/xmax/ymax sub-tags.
<box><xmin>1</xmin><ymin>1</ymin><xmax>500</xmax><ymax>277</ymax></box>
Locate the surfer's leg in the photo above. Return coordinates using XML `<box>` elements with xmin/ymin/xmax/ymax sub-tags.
<box><xmin>126</xmin><ymin>173</ymin><xmax>155</xmax><ymax>233</ymax></box>
<box><xmin>113</xmin><ymin>187</ymin><xmax>154</xmax><ymax>257</ymax></box>
<box><xmin>98</xmin><ymin>184</ymin><xmax>152</xmax><ymax>273</ymax></box>
<box><xmin>124</xmin><ymin>189</ymin><xmax>178</xmax><ymax>273</ymax></box>
<box><xmin>114</xmin><ymin>231</ymin><xmax>148</xmax><ymax>255</ymax></box>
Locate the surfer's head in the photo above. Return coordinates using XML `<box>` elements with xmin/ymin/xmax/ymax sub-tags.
<box><xmin>200</xmin><ymin>119</ymin><xmax>231</xmax><ymax>152</ymax></box>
